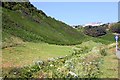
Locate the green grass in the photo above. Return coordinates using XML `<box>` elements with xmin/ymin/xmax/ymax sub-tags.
<box><xmin>81</xmin><ymin>33</ymin><xmax>117</xmax><ymax>45</ymax></box>
<box><xmin>98</xmin><ymin>32</ymin><xmax>115</xmax><ymax>41</ymax></box>
<box><xmin>2</xmin><ymin>6</ymin><xmax>84</xmax><ymax>45</ymax></box>
<box><xmin>77</xmin><ymin>25</ymin><xmax>118</xmax><ymax>45</ymax></box>
<box><xmin>3</xmin><ymin>41</ymin><xmax>119</xmax><ymax>78</ymax></box>
<box><xmin>2</xmin><ymin>2</ymin><xmax>120</xmax><ymax>78</ymax></box>
<box><xmin>99</xmin><ymin>46</ymin><xmax>118</xmax><ymax>78</ymax></box>
<box><xmin>2</xmin><ymin>42</ymin><xmax>73</xmax><ymax>68</ymax></box>
<box><xmin>2</xmin><ymin>40</ymin><xmax>119</xmax><ymax>78</ymax></box>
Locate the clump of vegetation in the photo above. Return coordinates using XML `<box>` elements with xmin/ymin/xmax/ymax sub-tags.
<box><xmin>110</xmin><ymin>23</ymin><xmax>120</xmax><ymax>34</ymax></box>
<box><xmin>84</xmin><ymin>26</ymin><xmax>106</xmax><ymax>37</ymax></box>
<box><xmin>99</xmin><ymin>47</ymin><xmax>107</xmax><ymax>56</ymax></box>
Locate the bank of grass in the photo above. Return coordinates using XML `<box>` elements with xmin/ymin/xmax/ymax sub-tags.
<box><xmin>82</xmin><ymin>33</ymin><xmax>118</xmax><ymax>45</ymax></box>
<box><xmin>2</xmin><ymin>42</ymin><xmax>72</xmax><ymax>68</ymax></box>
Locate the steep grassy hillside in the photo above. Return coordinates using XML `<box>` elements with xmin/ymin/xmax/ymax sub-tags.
<box><xmin>2</xmin><ymin>2</ymin><xmax>84</xmax><ymax>48</ymax></box>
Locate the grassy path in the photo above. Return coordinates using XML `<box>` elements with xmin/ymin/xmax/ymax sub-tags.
<box><xmin>100</xmin><ymin>44</ymin><xmax>118</xmax><ymax>78</ymax></box>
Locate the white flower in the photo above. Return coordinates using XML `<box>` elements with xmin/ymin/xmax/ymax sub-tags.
<box><xmin>86</xmin><ymin>63</ymin><xmax>89</xmax><ymax>66</ymax></box>
<box><xmin>50</xmin><ymin>64</ymin><xmax>54</xmax><ymax>67</ymax></box>
<box><xmin>36</xmin><ymin>60</ymin><xmax>44</xmax><ymax>65</ymax></box>
<box><xmin>89</xmin><ymin>62</ymin><xmax>92</xmax><ymax>64</ymax></box>
<box><xmin>48</xmin><ymin>58</ymin><xmax>55</xmax><ymax>62</ymax></box>
<box><xmin>68</xmin><ymin>71</ymin><xmax>78</xmax><ymax>77</ymax></box>
<box><xmin>71</xmin><ymin>65</ymin><xmax>74</xmax><ymax>69</ymax></box>
<box><xmin>58</xmin><ymin>56</ymin><xmax>64</xmax><ymax>59</ymax></box>
<box><xmin>82</xmin><ymin>62</ymin><xmax>85</xmax><ymax>64</ymax></box>
<box><xmin>64</xmin><ymin>64</ymin><xmax>68</xmax><ymax>67</ymax></box>
<box><xmin>57</xmin><ymin>68</ymin><xmax>61</xmax><ymax>71</ymax></box>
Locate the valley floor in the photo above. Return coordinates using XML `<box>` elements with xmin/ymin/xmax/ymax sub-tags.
<box><xmin>2</xmin><ymin>41</ymin><xmax>119</xmax><ymax>78</ymax></box>
<box><xmin>2</xmin><ymin>42</ymin><xmax>72</xmax><ymax>68</ymax></box>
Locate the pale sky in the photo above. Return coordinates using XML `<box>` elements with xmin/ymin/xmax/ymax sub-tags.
<box><xmin>30</xmin><ymin>2</ymin><xmax>118</xmax><ymax>25</ymax></box>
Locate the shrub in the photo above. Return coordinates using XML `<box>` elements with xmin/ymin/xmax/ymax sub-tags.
<box><xmin>99</xmin><ymin>47</ymin><xmax>107</xmax><ymax>56</ymax></box>
<box><xmin>84</xmin><ymin>26</ymin><xmax>106</xmax><ymax>37</ymax></box>
<box><xmin>110</xmin><ymin>23</ymin><xmax>120</xmax><ymax>34</ymax></box>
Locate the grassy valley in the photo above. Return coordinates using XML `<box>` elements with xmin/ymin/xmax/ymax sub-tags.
<box><xmin>2</xmin><ymin>41</ymin><xmax>118</xmax><ymax>78</ymax></box>
<box><xmin>1</xmin><ymin>1</ymin><xmax>120</xmax><ymax>79</ymax></box>
<box><xmin>2</xmin><ymin>2</ymin><xmax>85</xmax><ymax>78</ymax></box>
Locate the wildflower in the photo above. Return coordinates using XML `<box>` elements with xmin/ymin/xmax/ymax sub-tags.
<box><xmin>36</xmin><ymin>60</ymin><xmax>44</xmax><ymax>65</ymax></box>
<box><xmin>86</xmin><ymin>63</ymin><xmax>89</xmax><ymax>66</ymax></box>
<box><xmin>57</xmin><ymin>68</ymin><xmax>61</xmax><ymax>71</ymax></box>
<box><xmin>89</xmin><ymin>62</ymin><xmax>92</xmax><ymax>64</ymax></box>
<box><xmin>68</xmin><ymin>71</ymin><xmax>78</xmax><ymax>77</ymax></box>
<box><xmin>14</xmin><ymin>72</ymin><xmax>17</xmax><ymax>75</ymax></box>
<box><xmin>58</xmin><ymin>56</ymin><xmax>64</xmax><ymax>59</ymax></box>
<box><xmin>98</xmin><ymin>61</ymin><xmax>101</xmax><ymax>64</ymax></box>
<box><xmin>82</xmin><ymin>62</ymin><xmax>85</xmax><ymax>65</ymax></box>
<box><xmin>71</xmin><ymin>65</ymin><xmax>74</xmax><ymax>69</ymax></box>
<box><xmin>50</xmin><ymin>64</ymin><xmax>54</xmax><ymax>67</ymax></box>
<box><xmin>48</xmin><ymin>58</ymin><xmax>55</xmax><ymax>62</ymax></box>
<box><xmin>64</xmin><ymin>64</ymin><xmax>68</xmax><ymax>67</ymax></box>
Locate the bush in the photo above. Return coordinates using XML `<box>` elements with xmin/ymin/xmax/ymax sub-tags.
<box><xmin>72</xmin><ymin>46</ymin><xmax>89</xmax><ymax>55</ymax></box>
<box><xmin>110</xmin><ymin>23</ymin><xmax>120</xmax><ymax>34</ymax></box>
<box><xmin>84</xmin><ymin>26</ymin><xmax>106</xmax><ymax>37</ymax></box>
<box><xmin>99</xmin><ymin>47</ymin><xmax>107</xmax><ymax>56</ymax></box>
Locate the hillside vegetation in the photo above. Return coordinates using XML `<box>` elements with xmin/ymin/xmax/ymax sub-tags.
<box><xmin>84</xmin><ymin>25</ymin><xmax>106</xmax><ymax>37</ymax></box>
<box><xmin>1</xmin><ymin>1</ymin><xmax>119</xmax><ymax>79</ymax></box>
<box><xmin>3</xmin><ymin>41</ymin><xmax>118</xmax><ymax>78</ymax></box>
<box><xmin>76</xmin><ymin>23</ymin><xmax>120</xmax><ymax>45</ymax></box>
<box><xmin>2</xmin><ymin>2</ymin><xmax>84</xmax><ymax>48</ymax></box>
<box><xmin>110</xmin><ymin>22</ymin><xmax>120</xmax><ymax>34</ymax></box>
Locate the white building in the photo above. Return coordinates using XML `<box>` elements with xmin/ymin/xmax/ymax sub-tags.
<box><xmin>83</xmin><ymin>22</ymin><xmax>103</xmax><ymax>27</ymax></box>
